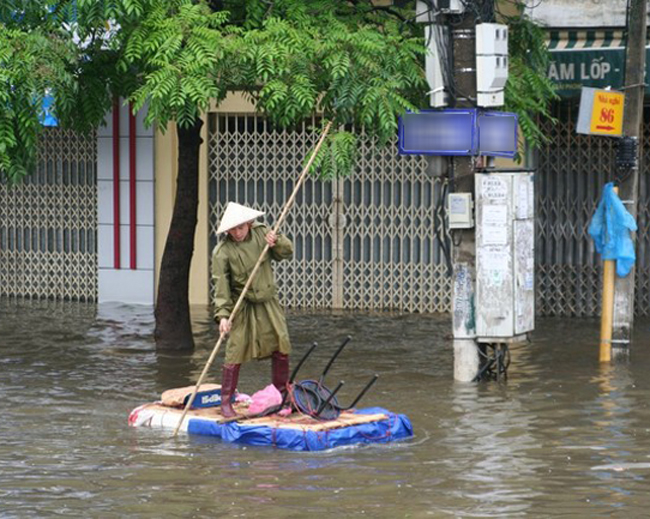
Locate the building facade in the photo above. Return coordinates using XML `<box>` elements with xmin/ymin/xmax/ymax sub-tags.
<box><xmin>4</xmin><ymin>0</ymin><xmax>650</xmax><ymax>317</ymax></box>
<box><xmin>528</xmin><ymin>0</ymin><xmax>650</xmax><ymax>317</ymax></box>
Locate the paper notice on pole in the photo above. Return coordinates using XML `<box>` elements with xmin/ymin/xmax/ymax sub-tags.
<box><xmin>482</xmin><ymin>177</ymin><xmax>508</xmax><ymax>201</ymax></box>
<box><xmin>517</xmin><ymin>181</ymin><xmax>529</xmax><ymax>219</ymax></box>
<box><xmin>481</xmin><ymin>205</ymin><xmax>508</xmax><ymax>245</ymax></box>
<box><xmin>524</xmin><ymin>258</ymin><xmax>534</xmax><ymax>290</ymax></box>
<box><xmin>481</xmin><ymin>246</ymin><xmax>508</xmax><ymax>270</ymax></box>
<box><xmin>517</xmin><ymin>294</ymin><xmax>526</xmax><ymax>316</ymax></box>
<box><xmin>524</xmin><ymin>272</ymin><xmax>534</xmax><ymax>291</ymax></box>
<box><xmin>479</xmin><ymin>246</ymin><xmax>509</xmax><ymax>287</ymax></box>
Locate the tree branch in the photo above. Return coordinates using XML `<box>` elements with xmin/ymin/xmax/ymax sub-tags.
<box><xmin>344</xmin><ymin>1</ymin><xmax>420</xmax><ymax>29</ymax></box>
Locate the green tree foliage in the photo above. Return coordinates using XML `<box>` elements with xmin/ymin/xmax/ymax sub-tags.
<box><xmin>0</xmin><ymin>0</ymin><xmax>427</xmax><ymax>348</ymax></box>
<box><xmin>501</xmin><ymin>9</ymin><xmax>559</xmax><ymax>149</ymax></box>
<box><xmin>1</xmin><ymin>0</ymin><xmax>426</xmax><ymax>183</ymax></box>
<box><xmin>0</xmin><ymin>27</ymin><xmax>76</xmax><ymax>180</ymax></box>
<box><xmin>0</xmin><ymin>0</ymin><xmax>557</xmax><ymax>347</ymax></box>
<box><xmin>1</xmin><ymin>0</ymin><xmax>557</xmax><ymax>179</ymax></box>
<box><xmin>120</xmin><ymin>0</ymin><xmax>426</xmax><ymax>177</ymax></box>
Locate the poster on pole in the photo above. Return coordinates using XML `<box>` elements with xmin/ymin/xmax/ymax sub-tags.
<box><xmin>576</xmin><ymin>87</ymin><xmax>625</xmax><ymax>137</ymax></box>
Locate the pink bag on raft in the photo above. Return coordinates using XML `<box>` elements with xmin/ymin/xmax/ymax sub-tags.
<box><xmin>248</xmin><ymin>384</ymin><xmax>283</xmax><ymax>414</ymax></box>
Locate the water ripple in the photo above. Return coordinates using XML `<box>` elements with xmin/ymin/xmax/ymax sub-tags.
<box><xmin>2</xmin><ymin>300</ymin><xmax>650</xmax><ymax>516</ymax></box>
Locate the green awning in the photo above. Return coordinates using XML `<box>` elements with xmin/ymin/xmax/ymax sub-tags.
<box><xmin>546</xmin><ymin>29</ymin><xmax>650</xmax><ymax>96</ymax></box>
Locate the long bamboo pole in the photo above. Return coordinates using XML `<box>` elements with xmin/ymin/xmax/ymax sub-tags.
<box><xmin>172</xmin><ymin>120</ymin><xmax>333</xmax><ymax>437</ymax></box>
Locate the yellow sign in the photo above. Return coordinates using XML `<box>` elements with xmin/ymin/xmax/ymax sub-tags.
<box><xmin>589</xmin><ymin>90</ymin><xmax>625</xmax><ymax>136</ymax></box>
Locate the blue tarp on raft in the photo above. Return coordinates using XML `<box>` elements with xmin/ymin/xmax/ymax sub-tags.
<box><xmin>186</xmin><ymin>407</ymin><xmax>413</xmax><ymax>451</ymax></box>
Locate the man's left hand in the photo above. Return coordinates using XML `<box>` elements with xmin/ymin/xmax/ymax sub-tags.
<box><xmin>265</xmin><ymin>231</ymin><xmax>277</xmax><ymax>247</ymax></box>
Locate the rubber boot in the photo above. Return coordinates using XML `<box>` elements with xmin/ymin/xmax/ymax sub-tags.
<box><xmin>272</xmin><ymin>351</ymin><xmax>290</xmax><ymax>394</ymax></box>
<box><xmin>220</xmin><ymin>363</ymin><xmax>240</xmax><ymax>418</ymax></box>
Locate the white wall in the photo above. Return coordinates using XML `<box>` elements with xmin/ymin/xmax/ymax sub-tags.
<box><xmin>97</xmin><ymin>101</ymin><xmax>155</xmax><ymax>304</ymax></box>
<box><xmin>526</xmin><ymin>0</ymin><xmax>642</xmax><ymax>28</ymax></box>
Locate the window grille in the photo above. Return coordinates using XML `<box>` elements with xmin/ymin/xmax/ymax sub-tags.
<box><xmin>0</xmin><ymin>128</ymin><xmax>97</xmax><ymax>301</ymax></box>
<box><xmin>207</xmin><ymin>114</ymin><xmax>452</xmax><ymax>313</ymax></box>
<box><xmin>536</xmin><ymin>102</ymin><xmax>650</xmax><ymax>316</ymax></box>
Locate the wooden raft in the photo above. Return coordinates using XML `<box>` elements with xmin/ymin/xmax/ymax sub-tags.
<box><xmin>145</xmin><ymin>402</ymin><xmax>388</xmax><ymax>432</ymax></box>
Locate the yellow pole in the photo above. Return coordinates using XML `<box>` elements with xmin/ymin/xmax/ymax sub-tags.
<box><xmin>599</xmin><ymin>186</ymin><xmax>618</xmax><ymax>362</ymax></box>
<box><xmin>599</xmin><ymin>259</ymin><xmax>615</xmax><ymax>362</ymax></box>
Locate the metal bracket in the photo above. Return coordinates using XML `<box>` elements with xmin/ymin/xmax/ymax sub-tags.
<box><xmin>620</xmin><ymin>82</ymin><xmax>648</xmax><ymax>90</ymax></box>
<box><xmin>452</xmin><ymin>29</ymin><xmax>475</xmax><ymax>38</ymax></box>
<box><xmin>602</xmin><ymin>339</ymin><xmax>631</xmax><ymax>344</ymax></box>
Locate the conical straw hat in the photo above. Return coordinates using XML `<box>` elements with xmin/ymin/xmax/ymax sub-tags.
<box><xmin>216</xmin><ymin>202</ymin><xmax>265</xmax><ymax>234</ymax></box>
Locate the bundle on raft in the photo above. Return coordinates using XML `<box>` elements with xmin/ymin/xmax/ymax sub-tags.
<box><xmin>128</xmin><ymin>339</ymin><xmax>413</xmax><ymax>451</ymax></box>
<box><xmin>128</xmin><ymin>392</ymin><xmax>412</xmax><ymax>452</ymax></box>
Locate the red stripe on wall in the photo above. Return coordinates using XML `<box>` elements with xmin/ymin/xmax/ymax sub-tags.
<box><xmin>129</xmin><ymin>103</ymin><xmax>137</xmax><ymax>270</ymax></box>
<box><xmin>112</xmin><ymin>98</ymin><xmax>121</xmax><ymax>269</ymax></box>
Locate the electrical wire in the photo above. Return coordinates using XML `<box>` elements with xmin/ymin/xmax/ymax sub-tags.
<box><xmin>437</xmin><ymin>180</ymin><xmax>454</xmax><ymax>276</ymax></box>
<box><xmin>624</xmin><ymin>0</ymin><xmax>631</xmax><ymax>87</ymax></box>
<box><xmin>446</xmin><ymin>157</ymin><xmax>464</xmax><ymax>248</ymax></box>
<box><xmin>418</xmin><ymin>0</ymin><xmax>473</xmax><ymax>105</ymax></box>
<box><xmin>472</xmin><ymin>343</ymin><xmax>511</xmax><ymax>382</ymax></box>
<box><xmin>419</xmin><ymin>0</ymin><xmax>490</xmax><ymax>105</ymax></box>
<box><xmin>419</xmin><ymin>0</ymin><xmax>453</xmax><ymax>103</ymax></box>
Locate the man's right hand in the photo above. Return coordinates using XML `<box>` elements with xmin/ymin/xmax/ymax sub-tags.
<box><xmin>219</xmin><ymin>318</ymin><xmax>231</xmax><ymax>335</ymax></box>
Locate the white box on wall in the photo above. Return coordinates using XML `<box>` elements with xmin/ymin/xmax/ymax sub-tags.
<box><xmin>475</xmin><ymin>23</ymin><xmax>508</xmax><ymax>108</ymax></box>
<box><xmin>476</xmin><ymin>23</ymin><xmax>508</xmax><ymax>56</ymax></box>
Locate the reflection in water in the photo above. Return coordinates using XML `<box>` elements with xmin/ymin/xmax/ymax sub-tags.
<box><xmin>3</xmin><ymin>301</ymin><xmax>650</xmax><ymax>517</ymax></box>
<box><xmin>434</xmin><ymin>382</ymin><xmax>545</xmax><ymax>517</ymax></box>
<box><xmin>586</xmin><ymin>363</ymin><xmax>638</xmax><ymax>511</ymax></box>
<box><xmin>153</xmin><ymin>350</ymin><xmax>196</xmax><ymax>393</ymax></box>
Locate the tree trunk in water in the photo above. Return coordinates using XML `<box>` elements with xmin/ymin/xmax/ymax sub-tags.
<box><xmin>154</xmin><ymin>118</ymin><xmax>203</xmax><ymax>350</ymax></box>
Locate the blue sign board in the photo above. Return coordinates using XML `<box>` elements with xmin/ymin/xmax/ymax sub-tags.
<box><xmin>477</xmin><ymin>111</ymin><xmax>517</xmax><ymax>159</ymax></box>
<box><xmin>399</xmin><ymin>109</ymin><xmax>477</xmax><ymax>156</ymax></box>
<box><xmin>398</xmin><ymin>109</ymin><xmax>517</xmax><ymax>158</ymax></box>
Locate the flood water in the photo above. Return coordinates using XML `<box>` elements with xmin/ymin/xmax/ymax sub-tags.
<box><xmin>2</xmin><ymin>299</ymin><xmax>650</xmax><ymax>517</ymax></box>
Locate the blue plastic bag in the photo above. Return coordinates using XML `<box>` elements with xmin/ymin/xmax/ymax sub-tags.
<box><xmin>588</xmin><ymin>182</ymin><xmax>637</xmax><ymax>277</ymax></box>
<box><xmin>39</xmin><ymin>94</ymin><xmax>58</xmax><ymax>127</ymax></box>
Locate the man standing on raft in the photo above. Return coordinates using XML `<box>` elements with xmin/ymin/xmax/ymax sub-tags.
<box><xmin>212</xmin><ymin>202</ymin><xmax>293</xmax><ymax>418</ymax></box>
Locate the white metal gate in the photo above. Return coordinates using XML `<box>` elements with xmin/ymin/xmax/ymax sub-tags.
<box><xmin>208</xmin><ymin>114</ymin><xmax>452</xmax><ymax>313</ymax></box>
<box><xmin>0</xmin><ymin>128</ymin><xmax>97</xmax><ymax>301</ymax></box>
<box><xmin>536</xmin><ymin>102</ymin><xmax>650</xmax><ymax>317</ymax></box>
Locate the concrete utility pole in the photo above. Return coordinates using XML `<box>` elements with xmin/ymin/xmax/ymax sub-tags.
<box><xmin>612</xmin><ymin>0</ymin><xmax>647</xmax><ymax>352</ymax></box>
<box><xmin>450</xmin><ymin>13</ymin><xmax>480</xmax><ymax>381</ymax></box>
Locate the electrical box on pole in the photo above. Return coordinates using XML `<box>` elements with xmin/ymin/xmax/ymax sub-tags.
<box><xmin>416</xmin><ymin>2</ymin><xmax>451</xmax><ymax>107</ymax></box>
<box><xmin>415</xmin><ymin>0</ymin><xmax>464</xmax><ymax>21</ymax></box>
<box><xmin>423</xmin><ymin>25</ymin><xmax>449</xmax><ymax>107</ymax></box>
<box><xmin>448</xmin><ymin>193</ymin><xmax>474</xmax><ymax>229</ymax></box>
<box><xmin>476</xmin><ymin>23</ymin><xmax>509</xmax><ymax>107</ymax></box>
<box><xmin>475</xmin><ymin>172</ymin><xmax>535</xmax><ymax>340</ymax></box>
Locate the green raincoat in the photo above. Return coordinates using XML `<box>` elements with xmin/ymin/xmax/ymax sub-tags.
<box><xmin>212</xmin><ymin>222</ymin><xmax>292</xmax><ymax>364</ymax></box>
